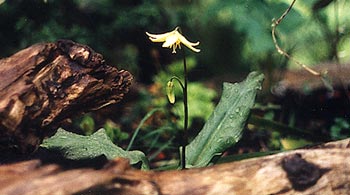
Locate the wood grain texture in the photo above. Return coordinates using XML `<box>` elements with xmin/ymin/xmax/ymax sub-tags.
<box><xmin>0</xmin><ymin>40</ymin><xmax>133</xmax><ymax>153</ymax></box>
<box><xmin>0</xmin><ymin>139</ymin><xmax>349</xmax><ymax>195</ymax></box>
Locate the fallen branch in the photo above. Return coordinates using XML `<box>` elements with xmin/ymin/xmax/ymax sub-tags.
<box><xmin>0</xmin><ymin>139</ymin><xmax>349</xmax><ymax>195</ymax></box>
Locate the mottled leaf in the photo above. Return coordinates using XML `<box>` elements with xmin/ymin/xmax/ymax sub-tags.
<box><xmin>186</xmin><ymin>71</ymin><xmax>264</xmax><ymax>168</ymax></box>
<box><xmin>41</xmin><ymin>128</ymin><xmax>149</xmax><ymax>169</ymax></box>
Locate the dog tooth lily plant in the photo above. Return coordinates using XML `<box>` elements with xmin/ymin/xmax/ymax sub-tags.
<box><xmin>146</xmin><ymin>27</ymin><xmax>200</xmax><ymax>169</ymax></box>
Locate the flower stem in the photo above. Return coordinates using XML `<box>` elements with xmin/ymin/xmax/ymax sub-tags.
<box><xmin>181</xmin><ymin>49</ymin><xmax>188</xmax><ymax>169</ymax></box>
<box><xmin>170</xmin><ymin>76</ymin><xmax>184</xmax><ymax>90</ymax></box>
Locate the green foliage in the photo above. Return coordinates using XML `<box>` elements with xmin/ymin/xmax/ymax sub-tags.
<box><xmin>154</xmin><ymin>57</ymin><xmax>197</xmax><ymax>84</ymax></box>
<box><xmin>280</xmin><ymin>137</ymin><xmax>311</xmax><ymax>150</ymax></box>
<box><xmin>78</xmin><ymin>114</ymin><xmax>95</xmax><ymax>135</ymax></box>
<box><xmin>0</xmin><ymin>0</ymin><xmax>171</xmax><ymax>76</ymax></box>
<box><xmin>194</xmin><ymin>0</ymin><xmax>350</xmax><ymax>72</ymax></box>
<box><xmin>173</xmin><ymin>82</ymin><xmax>217</xmax><ymax>127</ymax></box>
<box><xmin>40</xmin><ymin>71</ymin><xmax>263</xmax><ymax>170</ymax></box>
<box><xmin>248</xmin><ymin>114</ymin><xmax>326</xmax><ymax>151</ymax></box>
<box><xmin>194</xmin><ymin>0</ymin><xmax>305</xmax><ymax>71</ymax></box>
<box><xmin>77</xmin><ymin>115</ymin><xmax>129</xmax><ymax>143</ymax></box>
<box><xmin>185</xmin><ymin>72</ymin><xmax>264</xmax><ymax>168</ymax></box>
<box><xmin>41</xmin><ymin>128</ymin><xmax>149</xmax><ymax>170</ymax></box>
<box><xmin>116</xmin><ymin>88</ymin><xmax>180</xmax><ymax>160</ymax></box>
<box><xmin>127</xmin><ymin>108</ymin><xmax>162</xmax><ymax>151</ymax></box>
<box><xmin>330</xmin><ymin>117</ymin><xmax>350</xmax><ymax>140</ymax></box>
<box><xmin>153</xmin><ymin>58</ymin><xmax>217</xmax><ymax>128</ymax></box>
<box><xmin>104</xmin><ymin>120</ymin><xmax>129</xmax><ymax>143</ymax></box>
<box><xmin>248</xmin><ymin>115</ymin><xmax>324</xmax><ymax>142</ymax></box>
<box><xmin>1</xmin><ymin>0</ymin><xmax>349</xmax><ymax>77</ymax></box>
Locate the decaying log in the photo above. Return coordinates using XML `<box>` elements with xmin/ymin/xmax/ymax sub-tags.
<box><xmin>0</xmin><ymin>40</ymin><xmax>133</xmax><ymax>153</ymax></box>
<box><xmin>270</xmin><ymin>63</ymin><xmax>350</xmax><ymax>132</ymax></box>
<box><xmin>272</xmin><ymin>63</ymin><xmax>350</xmax><ymax>96</ymax></box>
<box><xmin>0</xmin><ymin>139</ymin><xmax>349</xmax><ymax>195</ymax></box>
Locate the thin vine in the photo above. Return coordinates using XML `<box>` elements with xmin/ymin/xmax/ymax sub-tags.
<box><xmin>271</xmin><ymin>0</ymin><xmax>321</xmax><ymax>76</ymax></box>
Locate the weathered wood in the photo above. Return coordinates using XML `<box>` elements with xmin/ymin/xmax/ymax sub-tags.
<box><xmin>271</xmin><ymin>63</ymin><xmax>350</xmax><ymax>131</ymax></box>
<box><xmin>0</xmin><ymin>40</ymin><xmax>133</xmax><ymax>153</ymax></box>
<box><xmin>0</xmin><ymin>139</ymin><xmax>349</xmax><ymax>195</ymax></box>
<box><xmin>272</xmin><ymin>63</ymin><xmax>350</xmax><ymax>96</ymax></box>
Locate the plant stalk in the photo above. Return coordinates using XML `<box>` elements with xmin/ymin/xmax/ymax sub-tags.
<box><xmin>181</xmin><ymin>49</ymin><xmax>188</xmax><ymax>169</ymax></box>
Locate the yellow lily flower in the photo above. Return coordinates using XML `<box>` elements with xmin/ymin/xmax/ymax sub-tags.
<box><xmin>146</xmin><ymin>27</ymin><xmax>200</xmax><ymax>53</ymax></box>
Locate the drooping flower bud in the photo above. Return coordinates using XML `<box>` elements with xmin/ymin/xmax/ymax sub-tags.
<box><xmin>166</xmin><ymin>80</ymin><xmax>175</xmax><ymax>104</ymax></box>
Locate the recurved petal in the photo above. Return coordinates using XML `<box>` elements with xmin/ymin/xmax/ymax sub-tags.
<box><xmin>190</xmin><ymin>41</ymin><xmax>200</xmax><ymax>46</ymax></box>
<box><xmin>178</xmin><ymin>34</ymin><xmax>200</xmax><ymax>52</ymax></box>
<box><xmin>146</xmin><ymin>31</ymin><xmax>170</xmax><ymax>42</ymax></box>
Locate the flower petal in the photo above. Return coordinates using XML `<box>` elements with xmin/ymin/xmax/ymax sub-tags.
<box><xmin>162</xmin><ymin>34</ymin><xmax>178</xmax><ymax>48</ymax></box>
<box><xmin>190</xmin><ymin>41</ymin><xmax>200</xmax><ymax>46</ymax></box>
<box><xmin>146</xmin><ymin>27</ymin><xmax>200</xmax><ymax>53</ymax></box>
<box><xmin>146</xmin><ymin>32</ymin><xmax>170</xmax><ymax>42</ymax></box>
<box><xmin>145</xmin><ymin>27</ymin><xmax>179</xmax><ymax>43</ymax></box>
<box><xmin>178</xmin><ymin>33</ymin><xmax>200</xmax><ymax>52</ymax></box>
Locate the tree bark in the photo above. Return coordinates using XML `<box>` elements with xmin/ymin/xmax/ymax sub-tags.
<box><xmin>0</xmin><ymin>40</ymin><xmax>133</xmax><ymax>153</ymax></box>
<box><xmin>0</xmin><ymin>139</ymin><xmax>349</xmax><ymax>195</ymax></box>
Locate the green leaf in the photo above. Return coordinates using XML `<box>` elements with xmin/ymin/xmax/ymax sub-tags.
<box><xmin>41</xmin><ymin>128</ymin><xmax>150</xmax><ymax>170</ymax></box>
<box><xmin>280</xmin><ymin>137</ymin><xmax>311</xmax><ymax>150</ymax></box>
<box><xmin>185</xmin><ymin>71</ymin><xmax>264</xmax><ymax>168</ymax></box>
